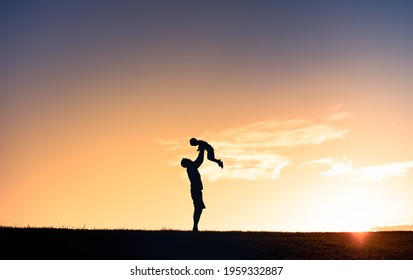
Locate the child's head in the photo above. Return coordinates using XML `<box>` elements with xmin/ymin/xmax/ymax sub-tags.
<box><xmin>190</xmin><ymin>138</ymin><xmax>198</xmax><ymax>146</ymax></box>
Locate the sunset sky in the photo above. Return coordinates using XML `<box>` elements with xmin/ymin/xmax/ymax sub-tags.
<box><xmin>2</xmin><ymin>1</ymin><xmax>413</xmax><ymax>232</ymax></box>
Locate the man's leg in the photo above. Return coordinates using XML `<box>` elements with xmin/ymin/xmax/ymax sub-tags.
<box><xmin>193</xmin><ymin>207</ymin><xmax>203</xmax><ymax>232</ymax></box>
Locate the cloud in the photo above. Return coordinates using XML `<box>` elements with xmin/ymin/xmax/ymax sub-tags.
<box><xmin>158</xmin><ymin>114</ymin><xmax>350</xmax><ymax>181</ymax></box>
<box><xmin>153</xmin><ymin>139</ymin><xmax>181</xmax><ymax>152</ymax></box>
<box><xmin>301</xmin><ymin>157</ymin><xmax>413</xmax><ymax>181</ymax></box>
<box><xmin>209</xmin><ymin>118</ymin><xmax>349</xmax><ymax>151</ymax></box>
<box><xmin>200</xmin><ymin>154</ymin><xmax>290</xmax><ymax>181</ymax></box>
<box><xmin>325</xmin><ymin>112</ymin><xmax>353</xmax><ymax>122</ymax></box>
<box><xmin>350</xmin><ymin>161</ymin><xmax>413</xmax><ymax>181</ymax></box>
<box><xmin>298</xmin><ymin>157</ymin><xmax>353</xmax><ymax>177</ymax></box>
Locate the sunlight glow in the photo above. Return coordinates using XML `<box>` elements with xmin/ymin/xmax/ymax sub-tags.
<box><xmin>314</xmin><ymin>186</ymin><xmax>383</xmax><ymax>232</ymax></box>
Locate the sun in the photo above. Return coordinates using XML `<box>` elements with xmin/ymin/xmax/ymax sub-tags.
<box><xmin>313</xmin><ymin>184</ymin><xmax>383</xmax><ymax>232</ymax></box>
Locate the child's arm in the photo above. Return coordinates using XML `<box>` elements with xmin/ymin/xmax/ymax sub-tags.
<box><xmin>197</xmin><ymin>140</ymin><xmax>208</xmax><ymax>150</ymax></box>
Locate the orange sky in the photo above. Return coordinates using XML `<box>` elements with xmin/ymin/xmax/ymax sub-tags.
<box><xmin>2</xmin><ymin>1</ymin><xmax>413</xmax><ymax>231</ymax></box>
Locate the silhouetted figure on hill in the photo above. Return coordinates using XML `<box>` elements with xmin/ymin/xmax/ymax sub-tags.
<box><xmin>181</xmin><ymin>148</ymin><xmax>206</xmax><ymax>232</ymax></box>
<box><xmin>190</xmin><ymin>138</ymin><xmax>223</xmax><ymax>168</ymax></box>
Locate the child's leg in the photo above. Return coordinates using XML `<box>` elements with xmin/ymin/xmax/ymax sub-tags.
<box><xmin>206</xmin><ymin>146</ymin><xmax>223</xmax><ymax>168</ymax></box>
<box><xmin>206</xmin><ymin>147</ymin><xmax>217</xmax><ymax>161</ymax></box>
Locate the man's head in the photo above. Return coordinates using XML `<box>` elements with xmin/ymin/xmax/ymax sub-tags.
<box><xmin>190</xmin><ymin>138</ymin><xmax>198</xmax><ymax>146</ymax></box>
<box><xmin>181</xmin><ymin>158</ymin><xmax>192</xmax><ymax>168</ymax></box>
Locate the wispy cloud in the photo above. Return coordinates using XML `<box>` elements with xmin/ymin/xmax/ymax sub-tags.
<box><xmin>325</xmin><ymin>112</ymin><xmax>353</xmax><ymax>122</ymax></box>
<box><xmin>209</xmin><ymin>119</ymin><xmax>349</xmax><ymax>151</ymax></box>
<box><xmin>301</xmin><ymin>157</ymin><xmax>413</xmax><ymax>181</ymax></box>
<box><xmin>201</xmin><ymin>154</ymin><xmax>290</xmax><ymax>181</ymax></box>
<box><xmin>351</xmin><ymin>162</ymin><xmax>413</xmax><ymax>181</ymax></box>
<box><xmin>158</xmin><ymin>114</ymin><xmax>350</xmax><ymax>181</ymax></box>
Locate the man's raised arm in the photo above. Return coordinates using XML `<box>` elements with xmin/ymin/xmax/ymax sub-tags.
<box><xmin>193</xmin><ymin>148</ymin><xmax>205</xmax><ymax>169</ymax></box>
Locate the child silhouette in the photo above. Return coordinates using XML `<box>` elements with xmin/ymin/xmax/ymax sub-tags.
<box><xmin>190</xmin><ymin>138</ymin><xmax>223</xmax><ymax>168</ymax></box>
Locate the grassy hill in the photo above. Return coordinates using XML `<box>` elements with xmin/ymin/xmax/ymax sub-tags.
<box><xmin>1</xmin><ymin>227</ymin><xmax>413</xmax><ymax>259</ymax></box>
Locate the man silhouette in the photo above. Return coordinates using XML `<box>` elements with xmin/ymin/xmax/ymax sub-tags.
<box><xmin>181</xmin><ymin>148</ymin><xmax>206</xmax><ymax>232</ymax></box>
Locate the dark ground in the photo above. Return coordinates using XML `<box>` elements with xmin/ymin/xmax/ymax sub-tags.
<box><xmin>1</xmin><ymin>227</ymin><xmax>413</xmax><ymax>260</ymax></box>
